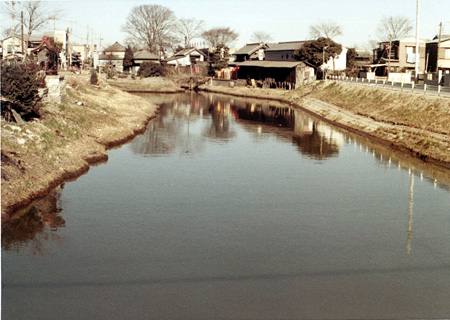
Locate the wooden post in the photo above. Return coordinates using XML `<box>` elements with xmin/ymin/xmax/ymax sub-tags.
<box><xmin>411</xmin><ymin>81</ymin><xmax>415</xmax><ymax>92</ymax></box>
<box><xmin>424</xmin><ymin>83</ymin><xmax>427</xmax><ymax>95</ymax></box>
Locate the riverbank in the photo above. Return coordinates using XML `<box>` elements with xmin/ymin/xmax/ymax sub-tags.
<box><xmin>3</xmin><ymin>76</ymin><xmax>450</xmax><ymax>219</ymax></box>
<box><xmin>1</xmin><ymin>75</ymin><xmax>165</xmax><ymax>219</ymax></box>
<box><xmin>200</xmin><ymin>81</ymin><xmax>450</xmax><ymax>168</ymax></box>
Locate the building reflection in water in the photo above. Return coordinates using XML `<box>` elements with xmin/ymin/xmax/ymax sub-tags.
<box><xmin>2</xmin><ymin>185</ymin><xmax>65</xmax><ymax>254</ymax></box>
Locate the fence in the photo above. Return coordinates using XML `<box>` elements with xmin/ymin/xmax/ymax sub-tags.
<box><xmin>329</xmin><ymin>76</ymin><xmax>450</xmax><ymax>98</ymax></box>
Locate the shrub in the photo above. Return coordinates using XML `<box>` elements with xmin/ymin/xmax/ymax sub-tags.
<box><xmin>1</xmin><ymin>60</ymin><xmax>42</xmax><ymax>121</ymax></box>
<box><xmin>137</xmin><ymin>62</ymin><xmax>166</xmax><ymax>78</ymax></box>
<box><xmin>90</xmin><ymin>69</ymin><xmax>98</xmax><ymax>85</ymax></box>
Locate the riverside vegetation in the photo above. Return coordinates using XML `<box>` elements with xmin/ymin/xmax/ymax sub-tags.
<box><xmin>2</xmin><ymin>75</ymin><xmax>450</xmax><ymax>219</ymax></box>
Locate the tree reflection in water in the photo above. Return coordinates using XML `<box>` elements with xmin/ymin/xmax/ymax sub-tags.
<box><xmin>131</xmin><ymin>92</ymin><xmax>342</xmax><ymax>160</ymax></box>
<box><xmin>2</xmin><ymin>185</ymin><xmax>65</xmax><ymax>255</ymax></box>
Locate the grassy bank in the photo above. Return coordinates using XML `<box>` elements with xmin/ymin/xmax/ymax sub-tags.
<box><xmin>1</xmin><ymin>75</ymin><xmax>170</xmax><ymax>219</ymax></box>
<box><xmin>200</xmin><ymin>81</ymin><xmax>450</xmax><ymax>167</ymax></box>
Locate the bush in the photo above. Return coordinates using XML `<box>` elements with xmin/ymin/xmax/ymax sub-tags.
<box><xmin>106</xmin><ymin>67</ymin><xmax>116</xmax><ymax>79</ymax></box>
<box><xmin>90</xmin><ymin>69</ymin><xmax>98</xmax><ymax>85</ymax></box>
<box><xmin>1</xmin><ymin>61</ymin><xmax>42</xmax><ymax>121</ymax></box>
<box><xmin>137</xmin><ymin>62</ymin><xmax>166</xmax><ymax>78</ymax></box>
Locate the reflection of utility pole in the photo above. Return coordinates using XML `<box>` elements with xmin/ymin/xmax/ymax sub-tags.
<box><xmin>407</xmin><ymin>169</ymin><xmax>414</xmax><ymax>254</ymax></box>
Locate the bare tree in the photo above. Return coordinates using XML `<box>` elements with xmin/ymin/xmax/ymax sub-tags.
<box><xmin>250</xmin><ymin>31</ymin><xmax>273</xmax><ymax>43</ymax></box>
<box><xmin>202</xmin><ymin>27</ymin><xmax>238</xmax><ymax>48</ymax></box>
<box><xmin>309</xmin><ymin>21</ymin><xmax>343</xmax><ymax>39</ymax></box>
<box><xmin>2</xmin><ymin>1</ymin><xmax>61</xmax><ymax>41</ymax></box>
<box><xmin>376</xmin><ymin>16</ymin><xmax>413</xmax><ymax>41</ymax></box>
<box><xmin>175</xmin><ymin>18</ymin><xmax>204</xmax><ymax>48</ymax></box>
<box><xmin>122</xmin><ymin>4</ymin><xmax>177</xmax><ymax>55</ymax></box>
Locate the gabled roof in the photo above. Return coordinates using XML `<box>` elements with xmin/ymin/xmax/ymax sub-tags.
<box><xmin>234</xmin><ymin>43</ymin><xmax>268</xmax><ymax>55</ymax></box>
<box><xmin>174</xmin><ymin>47</ymin><xmax>206</xmax><ymax>57</ymax></box>
<box><xmin>265</xmin><ymin>41</ymin><xmax>305</xmax><ymax>52</ymax></box>
<box><xmin>234</xmin><ymin>60</ymin><xmax>306</xmax><ymax>68</ymax></box>
<box><xmin>133</xmin><ymin>50</ymin><xmax>159</xmax><ymax>60</ymax></box>
<box><xmin>427</xmin><ymin>37</ymin><xmax>450</xmax><ymax>44</ymax></box>
<box><xmin>104</xmin><ymin>41</ymin><xmax>126</xmax><ymax>52</ymax></box>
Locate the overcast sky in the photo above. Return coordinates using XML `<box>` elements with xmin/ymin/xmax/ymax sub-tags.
<box><xmin>2</xmin><ymin>0</ymin><xmax>450</xmax><ymax>50</ymax></box>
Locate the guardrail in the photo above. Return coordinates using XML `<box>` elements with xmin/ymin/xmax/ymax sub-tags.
<box><xmin>329</xmin><ymin>76</ymin><xmax>450</xmax><ymax>97</ymax></box>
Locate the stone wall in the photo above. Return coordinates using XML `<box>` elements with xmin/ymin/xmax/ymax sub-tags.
<box><xmin>44</xmin><ymin>75</ymin><xmax>67</xmax><ymax>104</ymax></box>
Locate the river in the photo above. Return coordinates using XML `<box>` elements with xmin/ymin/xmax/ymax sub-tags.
<box><xmin>2</xmin><ymin>92</ymin><xmax>450</xmax><ymax>319</ymax></box>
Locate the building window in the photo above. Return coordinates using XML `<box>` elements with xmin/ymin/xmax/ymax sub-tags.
<box><xmin>7</xmin><ymin>45</ymin><xmax>12</xmax><ymax>53</ymax></box>
<box><xmin>445</xmin><ymin>48</ymin><xmax>450</xmax><ymax>59</ymax></box>
<box><xmin>281</xmin><ymin>55</ymin><xmax>284</xmax><ymax>59</ymax></box>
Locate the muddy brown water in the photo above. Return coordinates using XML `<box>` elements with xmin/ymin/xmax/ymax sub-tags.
<box><xmin>2</xmin><ymin>92</ymin><xmax>450</xmax><ymax>319</ymax></box>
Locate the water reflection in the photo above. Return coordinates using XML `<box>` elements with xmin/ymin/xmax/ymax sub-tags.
<box><xmin>132</xmin><ymin>93</ymin><xmax>341</xmax><ymax>160</ymax></box>
<box><xmin>4</xmin><ymin>92</ymin><xmax>450</xmax><ymax>254</ymax></box>
<box><xmin>2</xmin><ymin>185</ymin><xmax>65</xmax><ymax>254</ymax></box>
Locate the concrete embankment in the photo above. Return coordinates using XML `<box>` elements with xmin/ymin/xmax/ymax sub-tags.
<box><xmin>1</xmin><ymin>75</ymin><xmax>165</xmax><ymax>219</ymax></box>
<box><xmin>200</xmin><ymin>81</ymin><xmax>450</xmax><ymax>169</ymax></box>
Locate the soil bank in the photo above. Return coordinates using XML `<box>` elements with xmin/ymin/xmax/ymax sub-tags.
<box><xmin>1</xmin><ymin>75</ymin><xmax>175</xmax><ymax>219</ymax></box>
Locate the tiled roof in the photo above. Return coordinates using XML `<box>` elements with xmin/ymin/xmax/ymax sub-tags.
<box><xmin>265</xmin><ymin>41</ymin><xmax>305</xmax><ymax>52</ymax></box>
<box><xmin>133</xmin><ymin>50</ymin><xmax>159</xmax><ymax>60</ymax></box>
<box><xmin>234</xmin><ymin>60</ymin><xmax>305</xmax><ymax>68</ymax></box>
<box><xmin>234</xmin><ymin>43</ymin><xmax>267</xmax><ymax>55</ymax></box>
<box><xmin>175</xmin><ymin>48</ymin><xmax>206</xmax><ymax>57</ymax></box>
<box><xmin>104</xmin><ymin>41</ymin><xmax>126</xmax><ymax>52</ymax></box>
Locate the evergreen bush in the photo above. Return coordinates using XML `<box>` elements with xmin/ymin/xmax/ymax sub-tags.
<box><xmin>137</xmin><ymin>62</ymin><xmax>166</xmax><ymax>78</ymax></box>
<box><xmin>1</xmin><ymin>61</ymin><xmax>42</xmax><ymax>121</ymax></box>
<box><xmin>90</xmin><ymin>69</ymin><xmax>98</xmax><ymax>85</ymax></box>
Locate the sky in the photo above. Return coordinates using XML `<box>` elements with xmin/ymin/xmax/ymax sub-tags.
<box><xmin>1</xmin><ymin>0</ymin><xmax>450</xmax><ymax>50</ymax></box>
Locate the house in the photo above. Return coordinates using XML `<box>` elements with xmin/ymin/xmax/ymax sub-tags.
<box><xmin>165</xmin><ymin>48</ymin><xmax>206</xmax><ymax>67</ymax></box>
<box><xmin>264</xmin><ymin>41</ymin><xmax>305</xmax><ymax>61</ymax></box>
<box><xmin>131</xmin><ymin>49</ymin><xmax>160</xmax><ymax>73</ymax></box>
<box><xmin>1</xmin><ymin>35</ymin><xmax>26</xmax><ymax>60</ymax></box>
<box><xmin>354</xmin><ymin>49</ymin><xmax>372</xmax><ymax>68</ymax></box>
<box><xmin>233</xmin><ymin>43</ymin><xmax>268</xmax><ymax>62</ymax></box>
<box><xmin>373</xmin><ymin>36</ymin><xmax>426</xmax><ymax>77</ymax></box>
<box><xmin>30</xmin><ymin>36</ymin><xmax>61</xmax><ymax>74</ymax></box>
<box><xmin>98</xmin><ymin>41</ymin><xmax>126</xmax><ymax>71</ymax></box>
<box><xmin>426</xmin><ymin>37</ymin><xmax>450</xmax><ymax>72</ymax></box>
<box><xmin>322</xmin><ymin>47</ymin><xmax>348</xmax><ymax>71</ymax></box>
<box><xmin>234</xmin><ymin>60</ymin><xmax>315</xmax><ymax>89</ymax></box>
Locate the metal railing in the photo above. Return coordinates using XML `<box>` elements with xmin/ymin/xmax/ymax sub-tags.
<box><xmin>328</xmin><ymin>76</ymin><xmax>450</xmax><ymax>97</ymax></box>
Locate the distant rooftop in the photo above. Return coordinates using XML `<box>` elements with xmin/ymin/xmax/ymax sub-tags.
<box><xmin>104</xmin><ymin>41</ymin><xmax>126</xmax><ymax>52</ymax></box>
<box><xmin>265</xmin><ymin>41</ymin><xmax>305</xmax><ymax>52</ymax></box>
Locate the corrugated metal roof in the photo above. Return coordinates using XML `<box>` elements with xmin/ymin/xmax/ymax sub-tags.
<box><xmin>234</xmin><ymin>60</ymin><xmax>305</xmax><ymax>68</ymax></box>
<box><xmin>265</xmin><ymin>41</ymin><xmax>305</xmax><ymax>52</ymax></box>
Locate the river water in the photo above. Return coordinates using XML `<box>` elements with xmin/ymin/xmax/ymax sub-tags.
<box><xmin>2</xmin><ymin>92</ymin><xmax>450</xmax><ymax>319</ymax></box>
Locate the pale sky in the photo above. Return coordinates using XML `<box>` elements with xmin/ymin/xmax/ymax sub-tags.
<box><xmin>2</xmin><ymin>0</ymin><xmax>450</xmax><ymax>50</ymax></box>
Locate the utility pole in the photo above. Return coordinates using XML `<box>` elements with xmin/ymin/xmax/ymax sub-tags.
<box><xmin>12</xmin><ymin>1</ymin><xmax>15</xmax><ymax>56</ymax></box>
<box><xmin>436</xmin><ymin>22</ymin><xmax>442</xmax><ymax>72</ymax></box>
<box><xmin>21</xmin><ymin>11</ymin><xmax>24</xmax><ymax>55</ymax></box>
<box><xmin>414</xmin><ymin>0</ymin><xmax>420</xmax><ymax>83</ymax></box>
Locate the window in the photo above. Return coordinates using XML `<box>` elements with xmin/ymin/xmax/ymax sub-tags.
<box><xmin>281</xmin><ymin>55</ymin><xmax>284</xmax><ymax>59</ymax></box>
<box><xmin>7</xmin><ymin>45</ymin><xmax>12</xmax><ymax>53</ymax></box>
<box><xmin>445</xmin><ymin>48</ymin><xmax>450</xmax><ymax>59</ymax></box>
